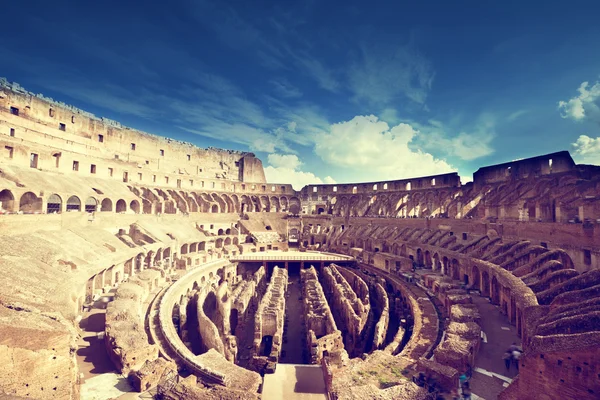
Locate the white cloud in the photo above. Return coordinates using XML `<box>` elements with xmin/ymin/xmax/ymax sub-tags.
<box><xmin>412</xmin><ymin>115</ymin><xmax>495</xmax><ymax>161</ymax></box>
<box><xmin>314</xmin><ymin>115</ymin><xmax>454</xmax><ymax>181</ymax></box>
<box><xmin>572</xmin><ymin>135</ymin><xmax>600</xmax><ymax>165</ymax></box>
<box><xmin>559</xmin><ymin>81</ymin><xmax>600</xmax><ymax>122</ymax></box>
<box><xmin>264</xmin><ymin>154</ymin><xmax>335</xmax><ymax>190</ymax></box>
<box><xmin>348</xmin><ymin>42</ymin><xmax>434</xmax><ymax>105</ymax></box>
<box><xmin>267</xmin><ymin>153</ymin><xmax>302</xmax><ymax>170</ymax></box>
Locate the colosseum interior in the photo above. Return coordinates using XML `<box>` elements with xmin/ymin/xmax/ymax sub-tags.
<box><xmin>1</xmin><ymin>78</ymin><xmax>599</xmax><ymax>400</ymax></box>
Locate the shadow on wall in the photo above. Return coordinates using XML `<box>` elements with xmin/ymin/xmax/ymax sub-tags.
<box><xmin>293</xmin><ymin>365</ymin><xmax>327</xmax><ymax>394</ymax></box>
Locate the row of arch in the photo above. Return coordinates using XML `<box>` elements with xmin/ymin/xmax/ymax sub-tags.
<box><xmin>85</xmin><ymin>236</ymin><xmax>235</xmax><ymax>303</ymax></box>
<box><xmin>1</xmin><ymin>188</ymin><xmax>302</xmax><ymax>215</ymax></box>
<box><xmin>331</xmin><ymin>190</ymin><xmax>464</xmax><ymax>219</ymax></box>
<box><xmin>0</xmin><ymin>189</ymin><xmax>144</xmax><ymax>214</ymax></box>
<box><xmin>335</xmin><ymin>227</ymin><xmax>539</xmax><ymax>339</ymax></box>
<box><xmin>131</xmin><ymin>186</ymin><xmax>302</xmax><ymax>215</ymax></box>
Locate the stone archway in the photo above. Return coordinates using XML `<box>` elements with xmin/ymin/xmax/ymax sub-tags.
<box><xmin>471</xmin><ymin>265</ymin><xmax>481</xmax><ymax>292</ymax></box>
<box><xmin>85</xmin><ymin>197</ymin><xmax>98</xmax><ymax>213</ymax></box>
<box><xmin>0</xmin><ymin>189</ymin><xmax>16</xmax><ymax>212</ymax></box>
<box><xmin>46</xmin><ymin>193</ymin><xmax>62</xmax><ymax>214</ymax></box>
<box><xmin>116</xmin><ymin>199</ymin><xmax>127</xmax><ymax>213</ymax></box>
<box><xmin>491</xmin><ymin>276</ymin><xmax>500</xmax><ymax>304</ymax></box>
<box><xmin>130</xmin><ymin>200</ymin><xmax>140</xmax><ymax>214</ymax></box>
<box><xmin>481</xmin><ymin>270</ymin><xmax>490</xmax><ymax>297</ymax></box>
<box><xmin>19</xmin><ymin>192</ymin><xmax>43</xmax><ymax>213</ymax></box>
<box><xmin>66</xmin><ymin>195</ymin><xmax>82</xmax><ymax>212</ymax></box>
<box><xmin>101</xmin><ymin>198</ymin><xmax>113</xmax><ymax>212</ymax></box>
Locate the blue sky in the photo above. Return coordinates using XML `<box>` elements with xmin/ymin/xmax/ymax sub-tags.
<box><xmin>2</xmin><ymin>0</ymin><xmax>600</xmax><ymax>188</ymax></box>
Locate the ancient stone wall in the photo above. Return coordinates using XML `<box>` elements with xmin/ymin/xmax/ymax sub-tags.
<box><xmin>0</xmin><ymin>79</ymin><xmax>273</xmax><ymax>186</ymax></box>
<box><xmin>301</xmin><ymin>266</ymin><xmax>344</xmax><ymax>363</ymax></box>
<box><xmin>105</xmin><ymin>270</ymin><xmax>162</xmax><ymax>374</ymax></box>
<box><xmin>196</xmin><ymin>290</ymin><xmax>226</xmax><ymax>359</ymax></box>
<box><xmin>253</xmin><ymin>266</ymin><xmax>287</xmax><ymax>362</ymax></box>
<box><xmin>371</xmin><ymin>282</ymin><xmax>390</xmax><ymax>350</ymax></box>
<box><xmin>321</xmin><ymin>264</ymin><xmax>369</xmax><ymax>355</ymax></box>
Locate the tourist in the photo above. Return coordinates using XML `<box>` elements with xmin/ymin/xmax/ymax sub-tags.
<box><xmin>508</xmin><ymin>342</ymin><xmax>519</xmax><ymax>353</ymax></box>
<box><xmin>459</xmin><ymin>373</ymin><xmax>468</xmax><ymax>387</ymax></box>
<box><xmin>503</xmin><ymin>351</ymin><xmax>512</xmax><ymax>370</ymax></box>
<box><xmin>461</xmin><ymin>381</ymin><xmax>472</xmax><ymax>400</ymax></box>
<box><xmin>512</xmin><ymin>349</ymin><xmax>522</xmax><ymax>370</ymax></box>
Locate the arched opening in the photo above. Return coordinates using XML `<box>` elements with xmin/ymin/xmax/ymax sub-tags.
<box><xmin>203</xmin><ymin>291</ymin><xmax>219</xmax><ymax>326</ymax></box>
<box><xmin>260</xmin><ymin>335</ymin><xmax>273</xmax><ymax>357</ymax></box>
<box><xmin>317</xmin><ymin>207</ymin><xmax>325</xmax><ymax>215</ymax></box>
<box><xmin>417</xmin><ymin>249</ymin><xmax>424</xmax><ymax>267</ymax></box>
<box><xmin>230</xmin><ymin>308</ymin><xmax>239</xmax><ymax>335</ymax></box>
<box><xmin>211</xmin><ymin>204</ymin><xmax>219</xmax><ymax>213</ymax></box>
<box><xmin>225</xmin><ymin>228</ymin><xmax>232</xmax><ymax>235</ymax></box>
<box><xmin>130</xmin><ymin>200</ymin><xmax>140</xmax><ymax>214</ymax></box>
<box><xmin>224</xmin><ymin>237</ymin><xmax>232</xmax><ymax>246</ymax></box>
<box><xmin>481</xmin><ymin>270</ymin><xmax>490</xmax><ymax>297</ymax></box>
<box><xmin>143</xmin><ymin>200</ymin><xmax>152</xmax><ymax>214</ymax></box>
<box><xmin>19</xmin><ymin>192</ymin><xmax>43</xmax><ymax>213</ymax></box>
<box><xmin>141</xmin><ymin>252</ymin><xmax>149</xmax><ymax>271</ymax></box>
<box><xmin>46</xmin><ymin>194</ymin><xmax>62</xmax><ymax>214</ymax></box>
<box><xmin>491</xmin><ymin>276</ymin><xmax>500</xmax><ymax>304</ymax></box>
<box><xmin>471</xmin><ymin>265</ymin><xmax>481</xmax><ymax>292</ymax></box>
<box><xmin>116</xmin><ymin>199</ymin><xmax>127</xmax><ymax>213</ymax></box>
<box><xmin>66</xmin><ymin>196</ymin><xmax>81</xmax><ymax>212</ymax></box>
<box><xmin>163</xmin><ymin>248</ymin><xmax>171</xmax><ymax>265</ymax></box>
<box><xmin>218</xmin><ymin>228</ymin><xmax>224</xmax><ymax>235</ymax></box>
<box><xmin>216</xmin><ymin>238</ymin><xmax>223</xmax><ymax>248</ymax></box>
<box><xmin>233</xmin><ymin>237</ymin><xmax>239</xmax><ymax>245</ymax></box>
<box><xmin>100</xmin><ymin>198</ymin><xmax>113</xmax><ymax>212</ymax></box>
<box><xmin>451</xmin><ymin>259</ymin><xmax>460</xmax><ymax>280</ymax></box>
<box><xmin>0</xmin><ymin>189</ymin><xmax>15</xmax><ymax>212</ymax></box>
<box><xmin>85</xmin><ymin>197</ymin><xmax>97</xmax><ymax>213</ymax></box>
<box><xmin>164</xmin><ymin>200</ymin><xmax>176</xmax><ymax>214</ymax></box>
<box><xmin>186</xmin><ymin>295</ymin><xmax>205</xmax><ymax>355</ymax></box>
<box><xmin>425</xmin><ymin>251</ymin><xmax>432</xmax><ymax>268</ymax></box>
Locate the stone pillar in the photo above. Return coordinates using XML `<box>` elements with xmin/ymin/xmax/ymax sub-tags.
<box><xmin>555</xmin><ymin>204</ymin><xmax>562</xmax><ymax>223</ymax></box>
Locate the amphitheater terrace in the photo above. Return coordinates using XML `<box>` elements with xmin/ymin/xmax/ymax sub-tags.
<box><xmin>1</xmin><ymin>77</ymin><xmax>600</xmax><ymax>400</ymax></box>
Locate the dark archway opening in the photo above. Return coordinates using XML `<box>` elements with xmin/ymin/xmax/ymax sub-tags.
<box><xmin>186</xmin><ymin>296</ymin><xmax>206</xmax><ymax>355</ymax></box>
<box><xmin>260</xmin><ymin>335</ymin><xmax>273</xmax><ymax>357</ymax></box>
<box><xmin>230</xmin><ymin>309</ymin><xmax>239</xmax><ymax>335</ymax></box>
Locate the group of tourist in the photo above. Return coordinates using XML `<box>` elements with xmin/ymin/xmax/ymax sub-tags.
<box><xmin>503</xmin><ymin>342</ymin><xmax>523</xmax><ymax>371</ymax></box>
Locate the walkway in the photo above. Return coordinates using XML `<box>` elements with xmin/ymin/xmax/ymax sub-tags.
<box><xmin>78</xmin><ymin>281</ymin><xmax>171</xmax><ymax>400</ymax></box>
<box><xmin>410</xmin><ymin>268</ymin><xmax>521</xmax><ymax>399</ymax></box>
<box><xmin>280</xmin><ymin>275</ymin><xmax>307</xmax><ymax>364</ymax></box>
<box><xmin>262</xmin><ymin>364</ymin><xmax>327</xmax><ymax>400</ymax></box>
<box><xmin>76</xmin><ymin>291</ymin><xmax>134</xmax><ymax>400</ymax></box>
<box><xmin>230</xmin><ymin>250</ymin><xmax>353</xmax><ymax>263</ymax></box>
<box><xmin>469</xmin><ymin>294</ymin><xmax>521</xmax><ymax>400</ymax></box>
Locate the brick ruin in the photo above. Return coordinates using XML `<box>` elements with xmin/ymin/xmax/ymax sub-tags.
<box><xmin>252</xmin><ymin>266</ymin><xmax>288</xmax><ymax>372</ymax></box>
<box><xmin>0</xmin><ymin>79</ymin><xmax>599</xmax><ymax>399</ymax></box>
<box><xmin>301</xmin><ymin>266</ymin><xmax>346</xmax><ymax>364</ymax></box>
